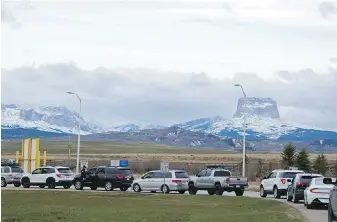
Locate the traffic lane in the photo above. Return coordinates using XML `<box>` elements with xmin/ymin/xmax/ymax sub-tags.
<box><xmin>2</xmin><ymin>186</ymin><xmax>326</xmax><ymax>222</ymax></box>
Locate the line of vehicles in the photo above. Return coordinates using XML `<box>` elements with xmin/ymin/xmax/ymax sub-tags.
<box><xmin>2</xmin><ymin>164</ymin><xmax>337</xmax><ymax>221</ymax></box>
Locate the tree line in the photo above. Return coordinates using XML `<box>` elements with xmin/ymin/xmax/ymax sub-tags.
<box><xmin>281</xmin><ymin>143</ymin><xmax>337</xmax><ymax>176</ymax></box>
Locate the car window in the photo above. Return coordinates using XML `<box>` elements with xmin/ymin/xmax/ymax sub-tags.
<box><xmin>106</xmin><ymin>168</ymin><xmax>117</xmax><ymax>174</ymax></box>
<box><xmin>279</xmin><ymin>172</ymin><xmax>300</xmax><ymax>178</ymax></box>
<box><xmin>3</xmin><ymin>167</ymin><xmax>10</xmax><ymax>173</ymax></box>
<box><xmin>97</xmin><ymin>168</ymin><xmax>106</xmax><ymax>174</ymax></box>
<box><xmin>300</xmin><ymin>175</ymin><xmax>322</xmax><ymax>184</ymax></box>
<box><xmin>205</xmin><ymin>170</ymin><xmax>212</xmax><ymax>177</ymax></box>
<box><xmin>32</xmin><ymin>168</ymin><xmax>42</xmax><ymax>174</ymax></box>
<box><xmin>152</xmin><ymin>172</ymin><xmax>162</xmax><ymax>178</ymax></box>
<box><xmin>214</xmin><ymin>171</ymin><xmax>231</xmax><ymax>177</ymax></box>
<box><xmin>11</xmin><ymin>167</ymin><xmax>24</xmax><ymax>173</ymax></box>
<box><xmin>57</xmin><ymin>168</ymin><xmax>72</xmax><ymax>173</ymax></box>
<box><xmin>143</xmin><ymin>172</ymin><xmax>153</xmax><ymax>179</ymax></box>
<box><xmin>175</xmin><ymin>171</ymin><xmax>189</xmax><ymax>178</ymax></box>
<box><xmin>42</xmin><ymin>168</ymin><xmax>55</xmax><ymax>174</ymax></box>
<box><xmin>118</xmin><ymin>169</ymin><xmax>132</xmax><ymax>176</ymax></box>
<box><xmin>198</xmin><ymin>170</ymin><xmax>206</xmax><ymax>177</ymax></box>
<box><xmin>87</xmin><ymin>168</ymin><xmax>97</xmax><ymax>174</ymax></box>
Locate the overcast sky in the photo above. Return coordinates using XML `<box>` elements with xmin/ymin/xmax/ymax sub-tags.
<box><xmin>1</xmin><ymin>0</ymin><xmax>337</xmax><ymax>130</ymax></box>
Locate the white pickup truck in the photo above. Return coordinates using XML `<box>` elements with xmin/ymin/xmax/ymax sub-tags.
<box><xmin>188</xmin><ymin>167</ymin><xmax>248</xmax><ymax>196</ymax></box>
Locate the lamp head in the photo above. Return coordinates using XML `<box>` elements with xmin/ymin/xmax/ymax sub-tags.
<box><xmin>66</xmin><ymin>92</ymin><xmax>75</xmax><ymax>95</ymax></box>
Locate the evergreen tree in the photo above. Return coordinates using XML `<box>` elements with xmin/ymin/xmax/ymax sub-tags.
<box><xmin>295</xmin><ymin>148</ymin><xmax>311</xmax><ymax>172</ymax></box>
<box><xmin>280</xmin><ymin>143</ymin><xmax>297</xmax><ymax>168</ymax></box>
<box><xmin>312</xmin><ymin>153</ymin><xmax>329</xmax><ymax>175</ymax></box>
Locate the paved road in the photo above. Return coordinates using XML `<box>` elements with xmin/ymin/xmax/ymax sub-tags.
<box><xmin>2</xmin><ymin>185</ymin><xmax>327</xmax><ymax>222</ymax></box>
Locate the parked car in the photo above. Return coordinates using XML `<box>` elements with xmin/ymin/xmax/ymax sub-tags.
<box><xmin>1</xmin><ymin>165</ymin><xmax>24</xmax><ymax>187</ymax></box>
<box><xmin>303</xmin><ymin>177</ymin><xmax>333</xmax><ymax>209</ymax></box>
<box><xmin>323</xmin><ymin>177</ymin><xmax>337</xmax><ymax>222</ymax></box>
<box><xmin>286</xmin><ymin>173</ymin><xmax>323</xmax><ymax>203</ymax></box>
<box><xmin>73</xmin><ymin>166</ymin><xmax>134</xmax><ymax>191</ymax></box>
<box><xmin>21</xmin><ymin>166</ymin><xmax>74</xmax><ymax>189</ymax></box>
<box><xmin>188</xmin><ymin>166</ymin><xmax>248</xmax><ymax>196</ymax></box>
<box><xmin>132</xmin><ymin>170</ymin><xmax>189</xmax><ymax>194</ymax></box>
<box><xmin>260</xmin><ymin>169</ymin><xmax>304</xmax><ymax>198</ymax></box>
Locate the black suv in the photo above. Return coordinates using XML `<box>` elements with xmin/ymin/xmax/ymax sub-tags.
<box><xmin>73</xmin><ymin>166</ymin><xmax>134</xmax><ymax>191</ymax></box>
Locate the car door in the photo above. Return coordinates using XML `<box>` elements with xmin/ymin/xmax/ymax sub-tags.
<box><xmin>288</xmin><ymin>177</ymin><xmax>295</xmax><ymax>196</ymax></box>
<box><xmin>95</xmin><ymin>168</ymin><xmax>107</xmax><ymax>187</ymax></box>
<box><xmin>203</xmin><ymin>170</ymin><xmax>213</xmax><ymax>186</ymax></box>
<box><xmin>196</xmin><ymin>170</ymin><xmax>206</xmax><ymax>188</ymax></box>
<box><xmin>331</xmin><ymin>184</ymin><xmax>337</xmax><ymax>215</ymax></box>
<box><xmin>264</xmin><ymin>172</ymin><xmax>274</xmax><ymax>191</ymax></box>
<box><xmin>139</xmin><ymin>171</ymin><xmax>154</xmax><ymax>190</ymax></box>
<box><xmin>84</xmin><ymin>168</ymin><xmax>96</xmax><ymax>186</ymax></box>
<box><xmin>30</xmin><ymin>168</ymin><xmax>43</xmax><ymax>183</ymax></box>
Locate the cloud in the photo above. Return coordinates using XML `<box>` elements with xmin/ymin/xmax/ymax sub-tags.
<box><xmin>1</xmin><ymin>62</ymin><xmax>337</xmax><ymax>131</ymax></box>
<box><xmin>319</xmin><ymin>1</ymin><xmax>337</xmax><ymax>19</ymax></box>
<box><xmin>1</xmin><ymin>6</ymin><xmax>22</xmax><ymax>29</ymax></box>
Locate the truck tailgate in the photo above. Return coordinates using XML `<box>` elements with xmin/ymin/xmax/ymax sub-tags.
<box><xmin>227</xmin><ymin>177</ymin><xmax>248</xmax><ymax>186</ymax></box>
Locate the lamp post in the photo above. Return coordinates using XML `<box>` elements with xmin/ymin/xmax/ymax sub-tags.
<box><xmin>66</xmin><ymin>91</ymin><xmax>82</xmax><ymax>174</ymax></box>
<box><xmin>234</xmin><ymin>84</ymin><xmax>247</xmax><ymax>177</ymax></box>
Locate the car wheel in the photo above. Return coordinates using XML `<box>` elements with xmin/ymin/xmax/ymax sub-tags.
<box><xmin>215</xmin><ymin>183</ymin><xmax>224</xmax><ymax>196</ymax></box>
<box><xmin>286</xmin><ymin>191</ymin><xmax>293</xmax><ymax>201</ymax></box>
<box><xmin>13</xmin><ymin>183</ymin><xmax>21</xmax><ymax>187</ymax></box>
<box><xmin>161</xmin><ymin>184</ymin><xmax>170</xmax><ymax>194</ymax></box>
<box><xmin>1</xmin><ymin>178</ymin><xmax>7</xmax><ymax>187</ymax></box>
<box><xmin>63</xmin><ymin>185</ymin><xmax>71</xmax><ymax>189</ymax></box>
<box><xmin>260</xmin><ymin>186</ymin><xmax>267</xmax><ymax>198</ymax></box>
<box><xmin>188</xmin><ymin>183</ymin><xmax>197</xmax><ymax>195</ymax></box>
<box><xmin>133</xmin><ymin>183</ymin><xmax>141</xmax><ymax>192</ymax></box>
<box><xmin>178</xmin><ymin>190</ymin><xmax>186</xmax><ymax>194</ymax></box>
<box><xmin>235</xmin><ymin>189</ymin><xmax>244</xmax><ymax>196</ymax></box>
<box><xmin>329</xmin><ymin>201</ymin><xmax>337</xmax><ymax>222</ymax></box>
<box><xmin>47</xmin><ymin>179</ymin><xmax>56</xmax><ymax>189</ymax></box>
<box><xmin>207</xmin><ymin>189</ymin><xmax>215</xmax><ymax>195</ymax></box>
<box><xmin>105</xmin><ymin>181</ymin><xmax>114</xmax><ymax>191</ymax></box>
<box><xmin>120</xmin><ymin>187</ymin><xmax>128</xmax><ymax>191</ymax></box>
<box><xmin>74</xmin><ymin>180</ymin><xmax>83</xmax><ymax>190</ymax></box>
<box><xmin>39</xmin><ymin>185</ymin><xmax>45</xmax><ymax>189</ymax></box>
<box><xmin>273</xmin><ymin>186</ymin><xmax>281</xmax><ymax>199</ymax></box>
<box><xmin>21</xmin><ymin>178</ymin><xmax>30</xmax><ymax>188</ymax></box>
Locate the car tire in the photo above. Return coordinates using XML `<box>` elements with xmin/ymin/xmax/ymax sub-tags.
<box><xmin>273</xmin><ymin>186</ymin><xmax>281</xmax><ymax>199</ymax></box>
<box><xmin>188</xmin><ymin>183</ymin><xmax>197</xmax><ymax>195</ymax></box>
<box><xmin>329</xmin><ymin>201</ymin><xmax>337</xmax><ymax>222</ymax></box>
<box><xmin>286</xmin><ymin>192</ymin><xmax>293</xmax><ymax>201</ymax></box>
<box><xmin>105</xmin><ymin>181</ymin><xmax>114</xmax><ymax>191</ymax></box>
<box><xmin>207</xmin><ymin>189</ymin><xmax>215</xmax><ymax>195</ymax></box>
<box><xmin>178</xmin><ymin>190</ymin><xmax>186</xmax><ymax>194</ymax></box>
<box><xmin>39</xmin><ymin>185</ymin><xmax>45</xmax><ymax>188</ymax></box>
<box><xmin>74</xmin><ymin>180</ymin><xmax>83</xmax><ymax>190</ymax></box>
<box><xmin>260</xmin><ymin>186</ymin><xmax>267</xmax><ymax>198</ymax></box>
<box><xmin>133</xmin><ymin>183</ymin><xmax>142</xmax><ymax>192</ymax></box>
<box><xmin>161</xmin><ymin>184</ymin><xmax>170</xmax><ymax>194</ymax></box>
<box><xmin>63</xmin><ymin>185</ymin><xmax>71</xmax><ymax>189</ymax></box>
<box><xmin>120</xmin><ymin>187</ymin><xmax>128</xmax><ymax>191</ymax></box>
<box><xmin>1</xmin><ymin>177</ymin><xmax>7</xmax><ymax>187</ymax></box>
<box><xmin>13</xmin><ymin>183</ymin><xmax>21</xmax><ymax>187</ymax></box>
<box><xmin>21</xmin><ymin>178</ymin><xmax>30</xmax><ymax>188</ymax></box>
<box><xmin>235</xmin><ymin>189</ymin><xmax>244</xmax><ymax>196</ymax></box>
<box><xmin>215</xmin><ymin>183</ymin><xmax>224</xmax><ymax>196</ymax></box>
<box><xmin>47</xmin><ymin>178</ymin><xmax>56</xmax><ymax>189</ymax></box>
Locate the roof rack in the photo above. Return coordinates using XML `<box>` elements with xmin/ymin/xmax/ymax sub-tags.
<box><xmin>205</xmin><ymin>164</ymin><xmax>234</xmax><ymax>170</ymax></box>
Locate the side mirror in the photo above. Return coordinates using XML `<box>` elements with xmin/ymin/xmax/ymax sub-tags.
<box><xmin>196</xmin><ymin>174</ymin><xmax>200</xmax><ymax>177</ymax></box>
<box><xmin>141</xmin><ymin>176</ymin><xmax>144</xmax><ymax>179</ymax></box>
<box><xmin>287</xmin><ymin>179</ymin><xmax>291</xmax><ymax>182</ymax></box>
<box><xmin>262</xmin><ymin>176</ymin><xmax>267</xmax><ymax>180</ymax></box>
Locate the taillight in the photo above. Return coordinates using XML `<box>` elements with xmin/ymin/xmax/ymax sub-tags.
<box><xmin>56</xmin><ymin>174</ymin><xmax>61</xmax><ymax>178</ymax></box>
<box><xmin>172</xmin><ymin>180</ymin><xmax>181</xmax><ymax>183</ymax></box>
<box><xmin>280</xmin><ymin>179</ymin><xmax>286</xmax><ymax>184</ymax></box>
<box><xmin>226</xmin><ymin>178</ymin><xmax>230</xmax><ymax>183</ymax></box>
<box><xmin>296</xmin><ymin>181</ymin><xmax>305</xmax><ymax>186</ymax></box>
<box><xmin>116</xmin><ymin>174</ymin><xmax>125</xmax><ymax>179</ymax></box>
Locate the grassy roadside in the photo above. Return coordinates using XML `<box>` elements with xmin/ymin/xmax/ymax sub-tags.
<box><xmin>1</xmin><ymin>190</ymin><xmax>304</xmax><ymax>222</ymax></box>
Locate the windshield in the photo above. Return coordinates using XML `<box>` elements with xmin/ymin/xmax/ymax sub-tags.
<box><xmin>57</xmin><ymin>168</ymin><xmax>72</xmax><ymax>173</ymax></box>
<box><xmin>301</xmin><ymin>175</ymin><xmax>322</xmax><ymax>184</ymax></box>
<box><xmin>118</xmin><ymin>169</ymin><xmax>132</xmax><ymax>176</ymax></box>
<box><xmin>11</xmin><ymin>167</ymin><xmax>24</xmax><ymax>173</ymax></box>
<box><xmin>280</xmin><ymin>172</ymin><xmax>300</xmax><ymax>178</ymax></box>
<box><xmin>175</xmin><ymin>171</ymin><xmax>189</xmax><ymax>178</ymax></box>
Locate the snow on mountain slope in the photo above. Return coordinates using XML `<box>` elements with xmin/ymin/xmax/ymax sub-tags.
<box><xmin>1</xmin><ymin>104</ymin><xmax>102</xmax><ymax>135</ymax></box>
<box><xmin>107</xmin><ymin>123</ymin><xmax>166</xmax><ymax>132</ymax></box>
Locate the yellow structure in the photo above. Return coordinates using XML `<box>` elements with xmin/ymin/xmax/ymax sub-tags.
<box><xmin>18</xmin><ymin>138</ymin><xmax>46</xmax><ymax>173</ymax></box>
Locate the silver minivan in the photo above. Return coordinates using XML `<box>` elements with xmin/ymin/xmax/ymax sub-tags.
<box><xmin>1</xmin><ymin>166</ymin><xmax>24</xmax><ymax>187</ymax></box>
<box><xmin>132</xmin><ymin>170</ymin><xmax>190</xmax><ymax>194</ymax></box>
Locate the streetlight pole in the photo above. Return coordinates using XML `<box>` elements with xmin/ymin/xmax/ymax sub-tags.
<box><xmin>66</xmin><ymin>91</ymin><xmax>82</xmax><ymax>174</ymax></box>
<box><xmin>234</xmin><ymin>84</ymin><xmax>247</xmax><ymax>177</ymax></box>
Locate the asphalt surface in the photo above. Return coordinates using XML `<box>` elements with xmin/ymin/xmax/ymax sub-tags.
<box><xmin>1</xmin><ymin>185</ymin><xmax>327</xmax><ymax>222</ymax></box>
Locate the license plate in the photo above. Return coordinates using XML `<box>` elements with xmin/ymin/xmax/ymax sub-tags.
<box><xmin>127</xmin><ymin>178</ymin><xmax>129</xmax><ymax>180</ymax></box>
<box><xmin>236</xmin><ymin>185</ymin><xmax>240</xmax><ymax>188</ymax></box>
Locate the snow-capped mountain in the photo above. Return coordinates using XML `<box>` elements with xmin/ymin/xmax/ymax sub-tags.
<box><xmin>176</xmin><ymin>97</ymin><xmax>337</xmax><ymax>141</ymax></box>
<box><xmin>1</xmin><ymin>104</ymin><xmax>102</xmax><ymax>136</ymax></box>
<box><xmin>107</xmin><ymin>123</ymin><xmax>166</xmax><ymax>132</ymax></box>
